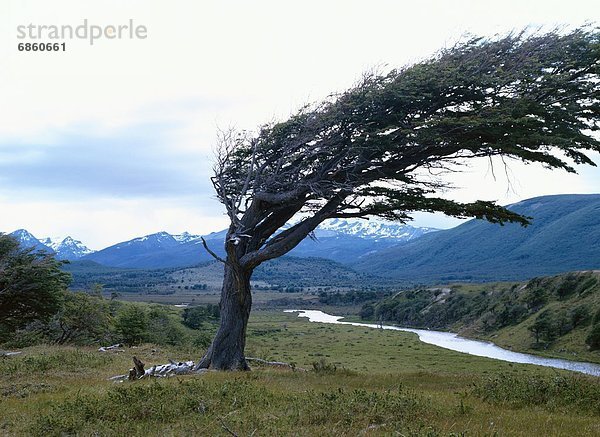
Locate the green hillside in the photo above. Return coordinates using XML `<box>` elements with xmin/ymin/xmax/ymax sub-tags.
<box><xmin>354</xmin><ymin>194</ymin><xmax>600</xmax><ymax>282</ymax></box>
<box><xmin>363</xmin><ymin>271</ymin><xmax>600</xmax><ymax>363</ymax></box>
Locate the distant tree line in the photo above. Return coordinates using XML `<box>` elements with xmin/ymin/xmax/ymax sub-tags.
<box><xmin>318</xmin><ymin>290</ymin><xmax>390</xmax><ymax>306</ymax></box>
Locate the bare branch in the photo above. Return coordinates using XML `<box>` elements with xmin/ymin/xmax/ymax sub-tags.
<box><xmin>200</xmin><ymin>237</ymin><xmax>227</xmax><ymax>265</ymax></box>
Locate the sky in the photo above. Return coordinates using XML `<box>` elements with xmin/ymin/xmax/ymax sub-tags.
<box><xmin>0</xmin><ymin>0</ymin><xmax>599</xmax><ymax>249</ymax></box>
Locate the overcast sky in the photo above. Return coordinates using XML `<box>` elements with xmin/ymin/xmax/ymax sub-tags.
<box><xmin>0</xmin><ymin>0</ymin><xmax>598</xmax><ymax>249</ymax></box>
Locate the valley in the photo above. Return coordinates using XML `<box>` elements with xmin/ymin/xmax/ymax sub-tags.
<box><xmin>3</xmin><ymin>193</ymin><xmax>600</xmax><ymax>435</ymax></box>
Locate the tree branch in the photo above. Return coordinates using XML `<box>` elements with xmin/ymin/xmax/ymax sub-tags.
<box><xmin>200</xmin><ymin>237</ymin><xmax>227</xmax><ymax>264</ymax></box>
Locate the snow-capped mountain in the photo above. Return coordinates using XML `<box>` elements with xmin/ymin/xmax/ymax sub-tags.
<box><xmin>82</xmin><ymin>219</ymin><xmax>437</xmax><ymax>268</ymax></box>
<box><xmin>40</xmin><ymin>236</ymin><xmax>95</xmax><ymax>261</ymax></box>
<box><xmin>84</xmin><ymin>230</ymin><xmax>217</xmax><ymax>268</ymax></box>
<box><xmin>7</xmin><ymin>229</ymin><xmax>94</xmax><ymax>261</ymax></box>
<box><xmin>9</xmin><ymin>229</ymin><xmax>53</xmax><ymax>252</ymax></box>
<box><xmin>316</xmin><ymin>218</ymin><xmax>436</xmax><ymax>241</ymax></box>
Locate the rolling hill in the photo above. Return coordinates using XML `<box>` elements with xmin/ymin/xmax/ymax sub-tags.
<box><xmin>354</xmin><ymin>194</ymin><xmax>600</xmax><ymax>282</ymax></box>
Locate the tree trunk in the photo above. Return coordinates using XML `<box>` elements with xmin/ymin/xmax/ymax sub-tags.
<box><xmin>195</xmin><ymin>263</ymin><xmax>252</xmax><ymax>370</ymax></box>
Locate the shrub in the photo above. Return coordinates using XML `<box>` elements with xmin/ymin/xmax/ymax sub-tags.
<box><xmin>114</xmin><ymin>305</ymin><xmax>148</xmax><ymax>345</ymax></box>
<box><xmin>0</xmin><ymin>234</ymin><xmax>70</xmax><ymax>333</ymax></box>
<box><xmin>145</xmin><ymin>306</ymin><xmax>187</xmax><ymax>346</ymax></box>
<box><xmin>570</xmin><ymin>305</ymin><xmax>592</xmax><ymax>328</ymax></box>
<box><xmin>474</xmin><ymin>373</ymin><xmax>600</xmax><ymax>414</ymax></box>
<box><xmin>50</xmin><ymin>291</ymin><xmax>111</xmax><ymax>345</ymax></box>
<box><xmin>585</xmin><ymin>324</ymin><xmax>600</xmax><ymax>351</ymax></box>
<box><xmin>182</xmin><ymin>304</ymin><xmax>220</xmax><ymax>329</ymax></box>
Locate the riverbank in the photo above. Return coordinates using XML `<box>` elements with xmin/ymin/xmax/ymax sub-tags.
<box><xmin>287</xmin><ymin>310</ymin><xmax>600</xmax><ymax>376</ymax></box>
<box><xmin>361</xmin><ymin>273</ymin><xmax>600</xmax><ymax>365</ymax></box>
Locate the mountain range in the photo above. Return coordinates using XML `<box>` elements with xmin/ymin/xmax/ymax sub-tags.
<box><xmin>8</xmin><ymin>230</ymin><xmax>95</xmax><ymax>261</ymax></box>
<box><xmin>81</xmin><ymin>220</ymin><xmax>436</xmax><ymax>268</ymax></box>
<box><xmin>6</xmin><ymin>219</ymin><xmax>435</xmax><ymax>268</ymax></box>
<box><xmin>6</xmin><ymin>194</ymin><xmax>600</xmax><ymax>282</ymax></box>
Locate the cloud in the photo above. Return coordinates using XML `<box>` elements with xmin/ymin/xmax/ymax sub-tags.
<box><xmin>0</xmin><ymin>196</ymin><xmax>226</xmax><ymax>249</ymax></box>
<box><xmin>0</xmin><ymin>121</ymin><xmax>215</xmax><ymax>199</ymax></box>
<box><xmin>0</xmin><ymin>0</ymin><xmax>597</xmax><ymax>247</ymax></box>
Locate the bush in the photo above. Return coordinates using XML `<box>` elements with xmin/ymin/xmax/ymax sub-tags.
<box><xmin>359</xmin><ymin>303</ymin><xmax>374</xmax><ymax>320</ymax></box>
<box><xmin>0</xmin><ymin>234</ymin><xmax>70</xmax><ymax>334</ymax></box>
<box><xmin>474</xmin><ymin>373</ymin><xmax>600</xmax><ymax>413</ymax></box>
<box><xmin>193</xmin><ymin>331</ymin><xmax>213</xmax><ymax>348</ymax></box>
<box><xmin>571</xmin><ymin>305</ymin><xmax>592</xmax><ymax>328</ymax></box>
<box><xmin>585</xmin><ymin>324</ymin><xmax>600</xmax><ymax>351</ymax></box>
<box><xmin>114</xmin><ymin>305</ymin><xmax>148</xmax><ymax>345</ymax></box>
<box><xmin>146</xmin><ymin>306</ymin><xmax>187</xmax><ymax>346</ymax></box>
<box><xmin>182</xmin><ymin>305</ymin><xmax>219</xmax><ymax>329</ymax></box>
<box><xmin>50</xmin><ymin>291</ymin><xmax>111</xmax><ymax>345</ymax></box>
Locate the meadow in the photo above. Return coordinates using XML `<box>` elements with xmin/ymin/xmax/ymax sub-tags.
<box><xmin>1</xmin><ymin>310</ymin><xmax>599</xmax><ymax>436</ymax></box>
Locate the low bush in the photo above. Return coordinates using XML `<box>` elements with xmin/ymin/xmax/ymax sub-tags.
<box><xmin>473</xmin><ymin>373</ymin><xmax>600</xmax><ymax>414</ymax></box>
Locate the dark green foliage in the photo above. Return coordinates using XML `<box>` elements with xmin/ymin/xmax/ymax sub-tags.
<box><xmin>51</xmin><ymin>291</ymin><xmax>111</xmax><ymax>345</ymax></box>
<box><xmin>367</xmin><ymin>286</ymin><xmax>526</xmax><ymax>331</ymax></box>
<box><xmin>145</xmin><ymin>306</ymin><xmax>187</xmax><ymax>346</ymax></box>
<box><xmin>220</xmin><ymin>28</ymin><xmax>599</xmax><ymax>232</ymax></box>
<box><xmin>192</xmin><ymin>331</ymin><xmax>213</xmax><ymax>348</ymax></box>
<box><xmin>358</xmin><ymin>303</ymin><xmax>375</xmax><ymax>319</ymax></box>
<box><xmin>182</xmin><ymin>304</ymin><xmax>220</xmax><ymax>330</ymax></box>
<box><xmin>0</xmin><ymin>234</ymin><xmax>71</xmax><ymax>334</ymax></box>
<box><xmin>529</xmin><ymin>310</ymin><xmax>559</xmax><ymax>344</ymax></box>
<box><xmin>576</xmin><ymin>276</ymin><xmax>598</xmax><ymax>297</ymax></box>
<box><xmin>524</xmin><ymin>282</ymin><xmax>549</xmax><ymax>311</ymax></box>
<box><xmin>586</xmin><ymin>324</ymin><xmax>600</xmax><ymax>351</ymax></box>
<box><xmin>570</xmin><ymin>305</ymin><xmax>592</xmax><ymax>328</ymax></box>
<box><xmin>318</xmin><ymin>290</ymin><xmax>388</xmax><ymax>306</ymax></box>
<box><xmin>593</xmin><ymin>308</ymin><xmax>600</xmax><ymax>325</ymax></box>
<box><xmin>113</xmin><ymin>305</ymin><xmax>149</xmax><ymax>346</ymax></box>
<box><xmin>113</xmin><ymin>304</ymin><xmax>193</xmax><ymax>347</ymax></box>
<box><xmin>556</xmin><ymin>274</ymin><xmax>580</xmax><ymax>299</ymax></box>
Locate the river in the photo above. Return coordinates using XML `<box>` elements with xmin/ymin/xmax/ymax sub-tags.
<box><xmin>284</xmin><ymin>309</ymin><xmax>600</xmax><ymax>377</ymax></box>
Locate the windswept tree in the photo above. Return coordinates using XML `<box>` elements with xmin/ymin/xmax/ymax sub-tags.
<box><xmin>197</xmin><ymin>28</ymin><xmax>600</xmax><ymax>370</ymax></box>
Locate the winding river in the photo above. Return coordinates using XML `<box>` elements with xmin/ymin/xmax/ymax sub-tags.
<box><xmin>284</xmin><ymin>309</ymin><xmax>600</xmax><ymax>377</ymax></box>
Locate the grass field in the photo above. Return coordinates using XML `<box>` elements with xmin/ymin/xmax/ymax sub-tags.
<box><xmin>1</xmin><ymin>310</ymin><xmax>599</xmax><ymax>436</ymax></box>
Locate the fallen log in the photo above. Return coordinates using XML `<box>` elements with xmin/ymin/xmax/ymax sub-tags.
<box><xmin>112</xmin><ymin>356</ymin><xmax>302</xmax><ymax>381</ymax></box>
<box><xmin>119</xmin><ymin>356</ymin><xmax>199</xmax><ymax>381</ymax></box>
<box><xmin>0</xmin><ymin>350</ymin><xmax>22</xmax><ymax>357</ymax></box>
<box><xmin>98</xmin><ymin>344</ymin><xmax>124</xmax><ymax>352</ymax></box>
